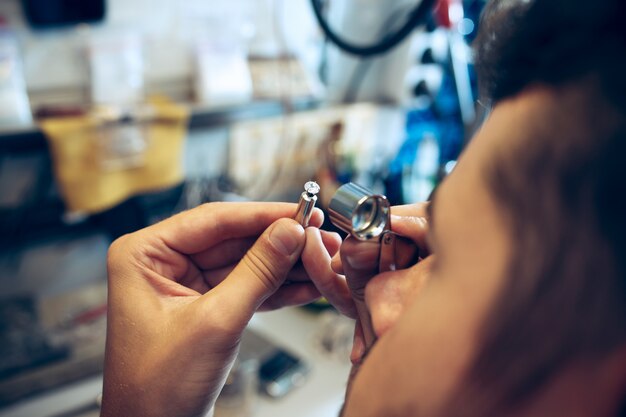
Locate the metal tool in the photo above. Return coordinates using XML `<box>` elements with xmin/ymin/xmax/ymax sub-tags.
<box><xmin>328</xmin><ymin>182</ymin><xmax>397</xmax><ymax>272</ymax></box>
<box><xmin>294</xmin><ymin>181</ymin><xmax>320</xmax><ymax>227</ymax></box>
<box><xmin>328</xmin><ymin>182</ymin><xmax>400</xmax><ymax>349</ymax></box>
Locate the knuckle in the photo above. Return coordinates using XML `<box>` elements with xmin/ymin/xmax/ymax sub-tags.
<box><xmin>107</xmin><ymin>234</ymin><xmax>130</xmax><ymax>267</ymax></box>
<box><xmin>242</xmin><ymin>250</ymin><xmax>281</xmax><ymax>293</ymax></box>
<box><xmin>106</xmin><ymin>232</ymin><xmax>144</xmax><ymax>277</ymax></box>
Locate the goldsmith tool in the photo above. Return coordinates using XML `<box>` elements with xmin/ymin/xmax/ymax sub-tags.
<box><xmin>328</xmin><ymin>183</ymin><xmax>404</xmax><ymax>349</ymax></box>
<box><xmin>329</xmin><ymin>183</ymin><xmax>422</xmax><ymax>349</ymax></box>
<box><xmin>294</xmin><ymin>181</ymin><xmax>320</xmax><ymax>227</ymax></box>
<box><xmin>328</xmin><ymin>182</ymin><xmax>399</xmax><ymax>349</ymax></box>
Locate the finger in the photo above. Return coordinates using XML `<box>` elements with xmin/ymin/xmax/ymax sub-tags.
<box><xmin>328</xmin><ymin>203</ymin><xmax>427</xmax><ymax>276</ymax></box>
<box><xmin>197</xmin><ymin>267</ymin><xmax>319</xmax><ymax>310</ymax></box>
<box><xmin>207</xmin><ymin>218</ymin><xmax>306</xmax><ymax>325</ymax></box>
<box><xmin>340</xmin><ymin>237</ymin><xmax>379</xmax><ymax>348</ymax></box>
<box><xmin>330</xmin><ymin>230</ymin><xmax>422</xmax><ymax>275</ymax></box>
<box><xmin>190</xmin><ymin>237</ymin><xmax>256</xmax><ymax>270</ymax></box>
<box><xmin>364</xmin><ymin>256</ymin><xmax>434</xmax><ymax>338</ymax></box>
<box><xmin>323</xmin><ymin>230</ymin><xmax>344</xmax><ymax>281</ymax></box>
<box><xmin>390</xmin><ymin>215</ymin><xmax>430</xmax><ymax>253</ymax></box>
<box><xmin>152</xmin><ymin>202</ymin><xmax>323</xmax><ymax>255</ymax></box>
<box><xmin>340</xmin><ymin>237</ymin><xmax>380</xmax><ymax>298</ymax></box>
<box><xmin>330</xmin><ymin>251</ymin><xmax>344</xmax><ymax>275</ymax></box>
<box><xmin>393</xmin><ymin>235</ymin><xmax>423</xmax><ymax>270</ymax></box>
<box><xmin>284</xmin><ymin>263</ymin><xmax>314</xmax><ymax>282</ymax></box>
<box><xmin>192</xmin><ymin>231</ymin><xmax>340</xmax><ymax>272</ymax></box>
<box><xmin>317</xmin><ymin>231</ymin><xmax>342</xmax><ymax>276</ymax></box>
<box><xmin>259</xmin><ymin>283</ymin><xmax>322</xmax><ymax>311</ymax></box>
<box><xmin>179</xmin><ymin>268</ymin><xmax>212</xmax><ymax>294</ymax></box>
<box><xmin>320</xmin><ymin>230</ymin><xmax>342</xmax><ymax>258</ymax></box>
<box><xmin>390</xmin><ymin>202</ymin><xmax>429</xmax><ymax>218</ymax></box>
<box><xmin>108</xmin><ymin>232</ymin><xmax>205</xmax><ymax>294</ymax></box>
<box><xmin>194</xmin><ymin>231</ymin><xmax>339</xmax><ymax>279</ymax></box>
<box><xmin>197</xmin><ymin>261</ymin><xmax>316</xmax><ymax>297</ymax></box>
<box><xmin>302</xmin><ymin>228</ymin><xmax>357</xmax><ymax>318</ymax></box>
<box><xmin>390</xmin><ymin>202</ymin><xmax>430</xmax><ymax>255</ymax></box>
<box><xmin>363</xmin><ymin>271</ymin><xmax>407</xmax><ymax>338</ymax></box>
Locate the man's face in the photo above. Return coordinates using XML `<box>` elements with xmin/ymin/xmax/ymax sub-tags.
<box><xmin>341</xmin><ymin>91</ymin><xmax>551</xmax><ymax>416</ymax></box>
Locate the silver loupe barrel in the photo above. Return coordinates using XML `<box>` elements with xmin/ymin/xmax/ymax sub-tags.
<box><xmin>328</xmin><ymin>182</ymin><xmax>391</xmax><ymax>241</ymax></box>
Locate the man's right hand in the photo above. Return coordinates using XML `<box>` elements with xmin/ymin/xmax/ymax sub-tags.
<box><xmin>319</xmin><ymin>203</ymin><xmax>435</xmax><ymax>364</ymax></box>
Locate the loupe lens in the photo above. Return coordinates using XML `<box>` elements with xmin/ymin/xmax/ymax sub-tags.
<box><xmin>352</xmin><ymin>196</ymin><xmax>388</xmax><ymax>239</ymax></box>
<box><xmin>353</xmin><ymin>198</ymin><xmax>376</xmax><ymax>231</ymax></box>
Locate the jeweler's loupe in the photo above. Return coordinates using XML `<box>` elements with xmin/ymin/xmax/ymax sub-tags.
<box><xmin>328</xmin><ymin>182</ymin><xmax>391</xmax><ymax>240</ymax></box>
<box><xmin>329</xmin><ymin>182</ymin><xmax>398</xmax><ymax>272</ymax></box>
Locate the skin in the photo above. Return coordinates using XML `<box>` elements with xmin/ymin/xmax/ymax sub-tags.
<box><xmin>102</xmin><ymin>86</ymin><xmax>511</xmax><ymax>416</ymax></box>
<box><xmin>102</xmin><ymin>88</ymin><xmax>626</xmax><ymax>417</ymax></box>
<box><xmin>102</xmin><ymin>203</ymin><xmax>352</xmax><ymax>417</ymax></box>
<box><xmin>337</xmin><ymin>87</ymin><xmax>626</xmax><ymax>417</ymax></box>
<box><xmin>336</xmin><ymin>92</ymin><xmax>513</xmax><ymax>416</ymax></box>
<box><xmin>99</xmin><ymin>91</ymin><xmax>519</xmax><ymax>417</ymax></box>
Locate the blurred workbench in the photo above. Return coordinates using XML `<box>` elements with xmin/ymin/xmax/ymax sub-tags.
<box><xmin>0</xmin><ymin>307</ymin><xmax>352</xmax><ymax>417</ymax></box>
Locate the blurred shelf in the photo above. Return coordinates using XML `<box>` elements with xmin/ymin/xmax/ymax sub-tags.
<box><xmin>0</xmin><ymin>97</ymin><xmax>321</xmax><ymax>154</ymax></box>
<box><xmin>0</xmin><ymin>96</ymin><xmax>321</xmax><ymax>249</ymax></box>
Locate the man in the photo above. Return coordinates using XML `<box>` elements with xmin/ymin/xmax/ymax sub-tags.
<box><xmin>101</xmin><ymin>0</ymin><xmax>626</xmax><ymax>416</ymax></box>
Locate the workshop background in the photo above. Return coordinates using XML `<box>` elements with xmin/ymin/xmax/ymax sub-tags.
<box><xmin>0</xmin><ymin>0</ymin><xmax>485</xmax><ymax>416</ymax></box>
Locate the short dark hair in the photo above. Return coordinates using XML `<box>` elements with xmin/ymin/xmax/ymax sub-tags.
<box><xmin>449</xmin><ymin>0</ymin><xmax>626</xmax><ymax>415</ymax></box>
<box><xmin>474</xmin><ymin>0</ymin><xmax>626</xmax><ymax>108</ymax></box>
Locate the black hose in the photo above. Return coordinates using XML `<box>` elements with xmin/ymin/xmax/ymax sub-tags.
<box><xmin>310</xmin><ymin>0</ymin><xmax>438</xmax><ymax>57</ymax></box>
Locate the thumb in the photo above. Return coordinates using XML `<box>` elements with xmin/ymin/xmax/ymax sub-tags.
<box><xmin>208</xmin><ymin>218</ymin><xmax>305</xmax><ymax>324</ymax></box>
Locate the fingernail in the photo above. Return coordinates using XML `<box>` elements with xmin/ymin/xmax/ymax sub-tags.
<box><xmin>270</xmin><ymin>221</ymin><xmax>303</xmax><ymax>256</ymax></box>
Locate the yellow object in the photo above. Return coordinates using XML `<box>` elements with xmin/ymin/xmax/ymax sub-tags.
<box><xmin>40</xmin><ymin>98</ymin><xmax>188</xmax><ymax>214</ymax></box>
